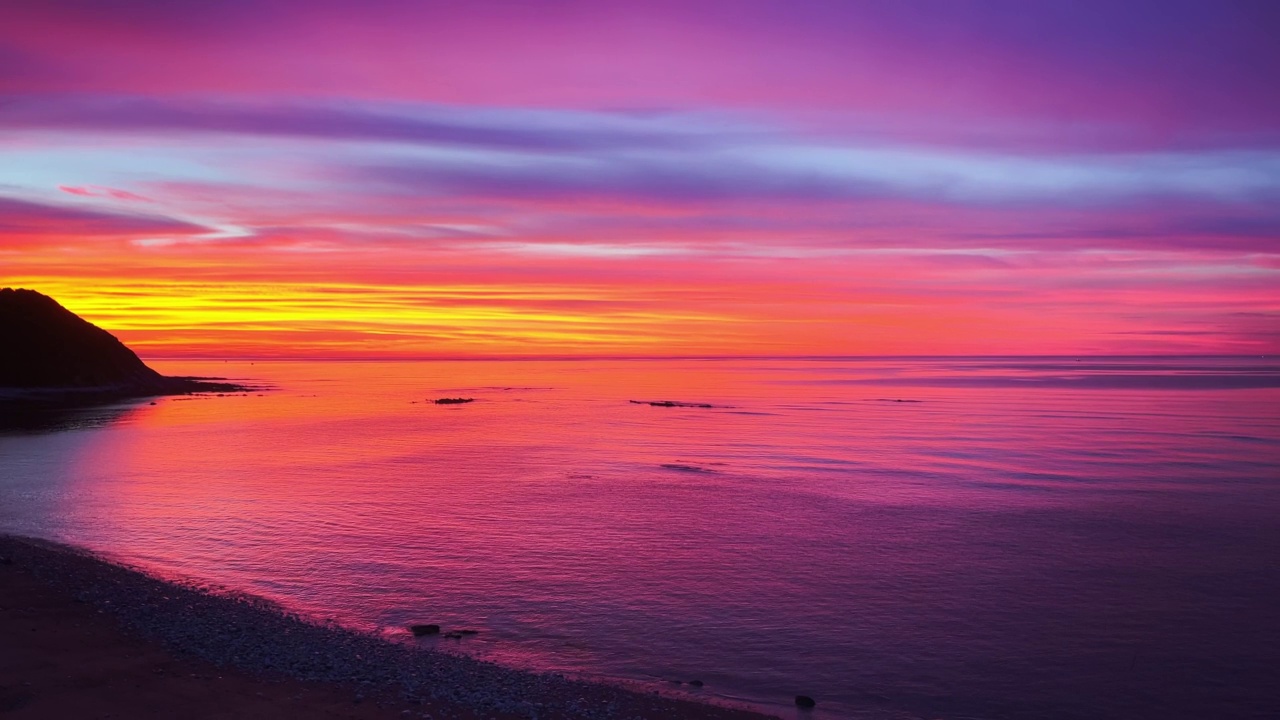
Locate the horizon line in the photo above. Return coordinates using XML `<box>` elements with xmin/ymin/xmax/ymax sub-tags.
<box><xmin>141</xmin><ymin>353</ymin><xmax>1277</xmax><ymax>362</ymax></box>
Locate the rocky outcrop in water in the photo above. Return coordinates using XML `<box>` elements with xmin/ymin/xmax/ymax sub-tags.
<box><xmin>629</xmin><ymin>400</ymin><xmax>717</xmax><ymax>408</ymax></box>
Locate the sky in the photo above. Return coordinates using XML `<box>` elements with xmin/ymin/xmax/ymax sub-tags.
<box><xmin>2</xmin><ymin>0</ymin><xmax>1278</xmax><ymax>358</ymax></box>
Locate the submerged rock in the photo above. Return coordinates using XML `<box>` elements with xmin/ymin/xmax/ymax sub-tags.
<box><xmin>660</xmin><ymin>463</ymin><xmax>715</xmax><ymax>473</ymax></box>
<box><xmin>432</xmin><ymin>397</ymin><xmax>474</xmax><ymax>405</ymax></box>
<box><xmin>629</xmin><ymin>399</ymin><xmax>715</xmax><ymax>408</ymax></box>
<box><xmin>795</xmin><ymin>695</ymin><xmax>817</xmax><ymax>708</ymax></box>
<box><xmin>409</xmin><ymin>624</ymin><xmax>440</xmax><ymax>636</ymax></box>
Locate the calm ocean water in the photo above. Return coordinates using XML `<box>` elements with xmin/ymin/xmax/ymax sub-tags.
<box><xmin>2</xmin><ymin>357</ymin><xmax>1279</xmax><ymax>719</ymax></box>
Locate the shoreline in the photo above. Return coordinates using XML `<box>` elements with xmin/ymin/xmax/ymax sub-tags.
<box><xmin>0</xmin><ymin>379</ymin><xmax>261</xmax><ymax>432</ymax></box>
<box><xmin>0</xmin><ymin>376</ymin><xmax>257</xmax><ymax>406</ymax></box>
<box><xmin>0</xmin><ymin>535</ymin><xmax>777</xmax><ymax>720</ymax></box>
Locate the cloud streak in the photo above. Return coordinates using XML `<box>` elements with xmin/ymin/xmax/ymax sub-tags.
<box><xmin>1</xmin><ymin>95</ymin><xmax>728</xmax><ymax>153</ymax></box>
<box><xmin>1</xmin><ymin>1</ymin><xmax>1278</xmax><ymax>355</ymax></box>
<box><xmin>0</xmin><ymin>196</ymin><xmax>204</xmax><ymax>246</ymax></box>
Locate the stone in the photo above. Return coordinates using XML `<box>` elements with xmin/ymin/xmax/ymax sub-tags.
<box><xmin>409</xmin><ymin>624</ymin><xmax>440</xmax><ymax>636</ymax></box>
<box><xmin>629</xmin><ymin>400</ymin><xmax>715</xmax><ymax>408</ymax></box>
<box><xmin>795</xmin><ymin>695</ymin><xmax>817</xmax><ymax>708</ymax></box>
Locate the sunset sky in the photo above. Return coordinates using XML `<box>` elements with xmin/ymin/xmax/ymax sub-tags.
<box><xmin>2</xmin><ymin>0</ymin><xmax>1278</xmax><ymax>357</ymax></box>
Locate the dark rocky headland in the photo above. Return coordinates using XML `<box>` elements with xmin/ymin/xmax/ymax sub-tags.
<box><xmin>0</xmin><ymin>287</ymin><xmax>251</xmax><ymax>410</ymax></box>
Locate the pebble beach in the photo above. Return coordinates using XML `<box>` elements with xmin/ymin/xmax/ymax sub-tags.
<box><xmin>0</xmin><ymin>536</ymin><xmax>777</xmax><ymax>720</ymax></box>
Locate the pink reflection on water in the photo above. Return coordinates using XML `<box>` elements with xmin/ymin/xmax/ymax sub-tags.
<box><xmin>2</xmin><ymin>358</ymin><xmax>1278</xmax><ymax>719</ymax></box>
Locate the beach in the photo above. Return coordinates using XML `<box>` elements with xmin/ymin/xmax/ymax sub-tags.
<box><xmin>0</xmin><ymin>536</ymin><xmax>775</xmax><ymax>720</ymax></box>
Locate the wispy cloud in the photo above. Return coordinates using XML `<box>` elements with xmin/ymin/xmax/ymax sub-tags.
<box><xmin>0</xmin><ymin>196</ymin><xmax>204</xmax><ymax>247</ymax></box>
<box><xmin>1</xmin><ymin>1</ymin><xmax>1278</xmax><ymax>355</ymax></box>
<box><xmin>59</xmin><ymin>185</ymin><xmax>152</xmax><ymax>202</ymax></box>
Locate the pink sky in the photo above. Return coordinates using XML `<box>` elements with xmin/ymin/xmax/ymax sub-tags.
<box><xmin>1</xmin><ymin>0</ymin><xmax>1277</xmax><ymax>356</ymax></box>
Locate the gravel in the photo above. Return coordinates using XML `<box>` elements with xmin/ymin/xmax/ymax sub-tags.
<box><xmin>0</xmin><ymin>535</ymin><xmax>774</xmax><ymax>720</ymax></box>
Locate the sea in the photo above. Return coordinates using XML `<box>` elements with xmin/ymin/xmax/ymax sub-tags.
<box><xmin>2</xmin><ymin>357</ymin><xmax>1278</xmax><ymax>719</ymax></box>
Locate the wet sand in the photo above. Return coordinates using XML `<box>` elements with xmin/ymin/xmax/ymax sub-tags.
<box><xmin>0</xmin><ymin>536</ymin><xmax>776</xmax><ymax>720</ymax></box>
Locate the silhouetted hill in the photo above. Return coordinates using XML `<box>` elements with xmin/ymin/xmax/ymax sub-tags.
<box><xmin>0</xmin><ymin>288</ymin><xmax>248</xmax><ymax>404</ymax></box>
<box><xmin>0</xmin><ymin>288</ymin><xmax>165</xmax><ymax>388</ymax></box>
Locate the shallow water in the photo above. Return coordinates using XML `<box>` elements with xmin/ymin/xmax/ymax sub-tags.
<box><xmin>2</xmin><ymin>357</ymin><xmax>1279</xmax><ymax>719</ymax></box>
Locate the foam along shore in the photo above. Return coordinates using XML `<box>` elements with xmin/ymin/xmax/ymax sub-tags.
<box><xmin>0</xmin><ymin>536</ymin><xmax>777</xmax><ymax>720</ymax></box>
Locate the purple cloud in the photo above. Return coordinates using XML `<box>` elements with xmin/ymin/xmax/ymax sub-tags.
<box><xmin>0</xmin><ymin>95</ymin><xmax>721</xmax><ymax>154</ymax></box>
<box><xmin>0</xmin><ymin>196</ymin><xmax>204</xmax><ymax>239</ymax></box>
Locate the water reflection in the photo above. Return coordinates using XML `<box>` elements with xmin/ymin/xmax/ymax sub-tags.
<box><xmin>0</xmin><ymin>400</ymin><xmax>147</xmax><ymax>434</ymax></box>
<box><xmin>1</xmin><ymin>358</ymin><xmax>1278</xmax><ymax>720</ymax></box>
